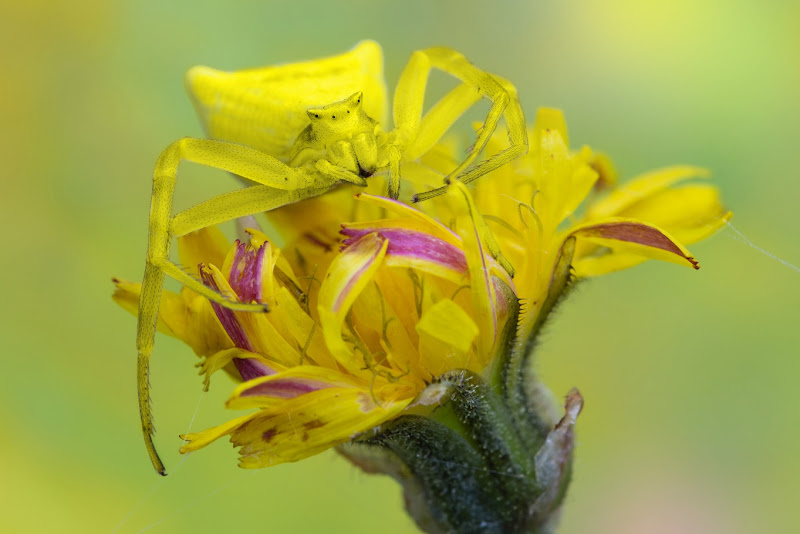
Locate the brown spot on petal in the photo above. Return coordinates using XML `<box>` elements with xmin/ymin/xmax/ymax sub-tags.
<box><xmin>262</xmin><ymin>428</ymin><xmax>278</xmax><ymax>443</ymax></box>
<box><xmin>303</xmin><ymin>419</ymin><xmax>324</xmax><ymax>430</ymax></box>
<box><xmin>302</xmin><ymin>432</ymin><xmax>309</xmax><ymax>442</ymax></box>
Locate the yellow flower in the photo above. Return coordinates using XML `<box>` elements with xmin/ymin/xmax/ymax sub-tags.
<box><xmin>114</xmin><ymin>186</ymin><xmax>514</xmax><ymax>468</ymax></box>
<box><xmin>113</xmin><ymin>102</ymin><xmax>730</xmax><ymax>532</ymax></box>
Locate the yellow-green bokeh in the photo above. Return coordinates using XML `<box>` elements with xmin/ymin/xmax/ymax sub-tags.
<box><xmin>1</xmin><ymin>1</ymin><xmax>797</xmax><ymax>532</ymax></box>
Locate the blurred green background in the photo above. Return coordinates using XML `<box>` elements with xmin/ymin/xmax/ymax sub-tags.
<box><xmin>1</xmin><ymin>0</ymin><xmax>798</xmax><ymax>532</ymax></box>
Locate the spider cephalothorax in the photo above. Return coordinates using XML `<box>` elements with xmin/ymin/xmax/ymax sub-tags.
<box><xmin>290</xmin><ymin>92</ymin><xmax>381</xmax><ymax>178</ymax></box>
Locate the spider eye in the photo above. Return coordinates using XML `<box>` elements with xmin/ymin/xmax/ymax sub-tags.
<box><xmin>332</xmin><ymin>115</ymin><xmax>336</xmax><ymax>119</ymax></box>
<box><xmin>315</xmin><ymin>114</ymin><xmax>319</xmax><ymax>118</ymax></box>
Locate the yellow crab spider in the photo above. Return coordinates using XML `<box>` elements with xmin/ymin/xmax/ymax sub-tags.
<box><xmin>137</xmin><ymin>40</ymin><xmax>527</xmax><ymax>474</ymax></box>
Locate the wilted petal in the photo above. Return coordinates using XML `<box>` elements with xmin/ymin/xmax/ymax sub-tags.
<box><xmin>531</xmin><ymin>389</ymin><xmax>583</xmax><ymax>522</ymax></box>
<box><xmin>570</xmin><ymin>218</ymin><xmax>700</xmax><ymax>275</ymax></box>
<box><xmin>590</xmin><ymin>152</ymin><xmax>618</xmax><ymax>190</ymax></box>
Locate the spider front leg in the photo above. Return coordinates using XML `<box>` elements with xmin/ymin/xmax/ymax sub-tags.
<box><xmin>390</xmin><ymin>47</ymin><xmax>528</xmax><ymax>203</ymax></box>
<box><xmin>139</xmin><ymin>137</ymin><xmax>335</xmax><ymax>474</ymax></box>
<box><xmin>388</xmin><ymin>48</ymin><xmax>525</xmax><ymax>276</ymax></box>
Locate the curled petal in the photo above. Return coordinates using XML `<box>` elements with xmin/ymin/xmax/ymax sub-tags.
<box><xmin>342</xmin><ymin>226</ymin><xmax>468</xmax><ymax>284</ymax></box>
<box><xmin>532</xmin><ymin>389</ymin><xmax>584</xmax><ymax>518</ymax></box>
<box><xmin>318</xmin><ymin>233</ymin><xmax>388</xmax><ymax>373</ymax></box>
<box><xmin>570</xmin><ymin>218</ymin><xmax>700</xmax><ymax>275</ymax></box>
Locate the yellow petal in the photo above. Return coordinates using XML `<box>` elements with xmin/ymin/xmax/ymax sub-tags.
<box><xmin>180</xmin><ymin>412</ymin><xmax>261</xmax><ymax>453</ymax></box>
<box><xmin>586</xmin><ymin>165</ymin><xmax>710</xmax><ymax>220</ymax></box>
<box><xmin>231</xmin><ymin>388</ymin><xmax>411</xmax><ymax>468</ymax></box>
<box><xmin>532</xmin><ymin>107</ymin><xmax>570</xmax><ymax>148</ymax></box>
<box><xmin>416</xmin><ymin>298</ymin><xmax>479</xmax><ymax>377</ymax></box>
<box><xmin>274</xmin><ymin>287</ymin><xmax>337</xmax><ymax>370</ymax></box>
<box><xmin>177</xmin><ymin>226</ymin><xmax>230</xmax><ymax>278</ymax></box>
<box><xmin>616</xmin><ymin>184</ymin><xmax>731</xmax><ymax>241</ymax></box>
<box><xmin>531</xmin><ymin>108</ymin><xmax>598</xmax><ymax>226</ymax></box>
<box><xmin>573</xmin><ymin>250</ymin><xmax>649</xmax><ymax>277</ymax></box>
<box><xmin>238</xmin><ymin>311</ymin><xmax>302</xmax><ymax>368</ymax></box>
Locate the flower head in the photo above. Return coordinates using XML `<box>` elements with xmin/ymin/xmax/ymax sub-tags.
<box><xmin>113</xmin><ymin>105</ymin><xmax>729</xmax><ymax>533</ymax></box>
